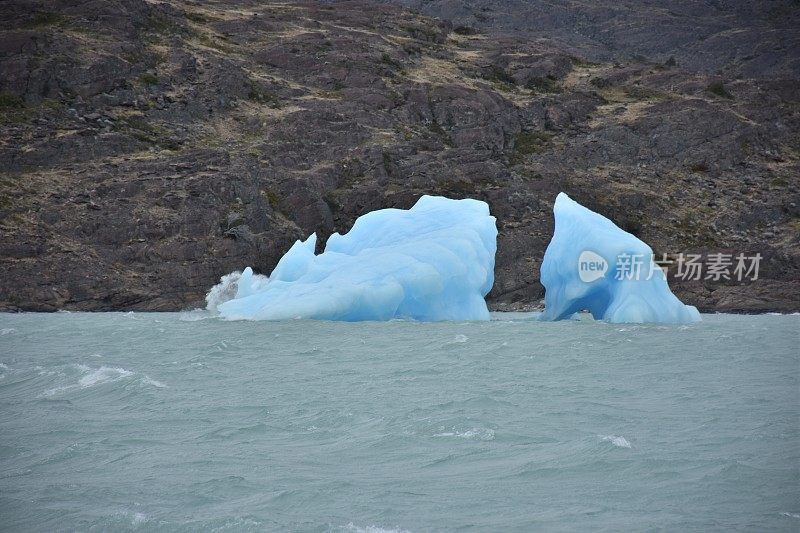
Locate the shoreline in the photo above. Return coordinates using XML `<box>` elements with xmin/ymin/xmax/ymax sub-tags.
<box><xmin>1</xmin><ymin>308</ymin><xmax>798</xmax><ymax>317</ymax></box>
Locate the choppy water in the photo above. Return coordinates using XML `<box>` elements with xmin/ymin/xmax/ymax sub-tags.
<box><xmin>0</xmin><ymin>312</ymin><xmax>798</xmax><ymax>532</ymax></box>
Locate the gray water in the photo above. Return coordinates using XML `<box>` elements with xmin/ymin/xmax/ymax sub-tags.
<box><xmin>0</xmin><ymin>312</ymin><xmax>798</xmax><ymax>532</ymax></box>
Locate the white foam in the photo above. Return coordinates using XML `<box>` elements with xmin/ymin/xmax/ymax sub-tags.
<box><xmin>449</xmin><ymin>334</ymin><xmax>468</xmax><ymax>344</ymax></box>
<box><xmin>602</xmin><ymin>435</ymin><xmax>632</xmax><ymax>448</ymax></box>
<box><xmin>781</xmin><ymin>512</ymin><xmax>800</xmax><ymax>519</ymax></box>
<box><xmin>38</xmin><ymin>365</ymin><xmax>67</xmax><ymax>377</ymax></box>
<box><xmin>433</xmin><ymin>427</ymin><xmax>495</xmax><ymax>441</ymax></box>
<box><xmin>0</xmin><ymin>328</ymin><xmax>16</xmax><ymax>336</ymax></box>
<box><xmin>0</xmin><ymin>363</ymin><xmax>9</xmax><ymax>370</ymax></box>
<box><xmin>142</xmin><ymin>376</ymin><xmax>167</xmax><ymax>388</ymax></box>
<box><xmin>79</xmin><ymin>366</ymin><xmax>133</xmax><ymax>387</ymax></box>
<box><xmin>42</xmin><ymin>385</ymin><xmax>72</xmax><ymax>396</ymax></box>
<box><xmin>43</xmin><ymin>365</ymin><xmax>135</xmax><ymax>396</ymax></box>
<box><xmin>204</xmin><ymin>270</ymin><xmax>267</xmax><ymax>312</ymax></box>
<box><xmin>179</xmin><ymin>309</ymin><xmax>214</xmax><ymax>322</ymax></box>
<box><xmin>205</xmin><ymin>271</ymin><xmax>241</xmax><ymax>312</ymax></box>
<box><xmin>339</xmin><ymin>524</ymin><xmax>411</xmax><ymax>533</ymax></box>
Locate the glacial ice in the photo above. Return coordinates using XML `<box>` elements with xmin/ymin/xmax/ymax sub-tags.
<box><xmin>212</xmin><ymin>195</ymin><xmax>497</xmax><ymax>321</ymax></box>
<box><xmin>539</xmin><ymin>193</ymin><xmax>700</xmax><ymax>324</ymax></box>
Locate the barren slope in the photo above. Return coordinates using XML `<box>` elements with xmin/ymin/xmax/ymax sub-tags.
<box><xmin>0</xmin><ymin>0</ymin><xmax>798</xmax><ymax>312</ymax></box>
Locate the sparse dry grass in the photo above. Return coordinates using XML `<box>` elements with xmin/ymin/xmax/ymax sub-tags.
<box><xmin>588</xmin><ymin>101</ymin><xmax>655</xmax><ymax>128</ymax></box>
<box><xmin>403</xmin><ymin>57</ymin><xmax>464</xmax><ymax>86</ymax></box>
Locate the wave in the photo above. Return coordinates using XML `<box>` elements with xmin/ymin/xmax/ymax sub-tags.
<box><xmin>79</xmin><ymin>366</ymin><xmax>133</xmax><ymax>387</ymax></box>
<box><xmin>445</xmin><ymin>334</ymin><xmax>468</xmax><ymax>345</ymax></box>
<box><xmin>432</xmin><ymin>427</ymin><xmax>495</xmax><ymax>441</ymax></box>
<box><xmin>42</xmin><ymin>364</ymin><xmax>165</xmax><ymax>396</ymax></box>
<box><xmin>129</xmin><ymin>512</ymin><xmax>147</xmax><ymax>525</ymax></box>
<box><xmin>338</xmin><ymin>524</ymin><xmax>412</xmax><ymax>533</ymax></box>
<box><xmin>142</xmin><ymin>376</ymin><xmax>167</xmax><ymax>388</ymax></box>
<box><xmin>601</xmin><ymin>435</ymin><xmax>632</xmax><ymax>448</ymax></box>
<box><xmin>205</xmin><ymin>270</ymin><xmax>268</xmax><ymax>312</ymax></box>
<box><xmin>178</xmin><ymin>309</ymin><xmax>215</xmax><ymax>322</ymax></box>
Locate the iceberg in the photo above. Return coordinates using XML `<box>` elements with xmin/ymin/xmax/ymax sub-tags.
<box><xmin>539</xmin><ymin>193</ymin><xmax>700</xmax><ymax>324</ymax></box>
<box><xmin>213</xmin><ymin>195</ymin><xmax>497</xmax><ymax>321</ymax></box>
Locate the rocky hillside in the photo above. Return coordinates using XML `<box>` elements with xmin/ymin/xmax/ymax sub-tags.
<box><xmin>0</xmin><ymin>0</ymin><xmax>798</xmax><ymax>312</ymax></box>
<box><xmin>384</xmin><ymin>1</ymin><xmax>800</xmax><ymax>78</ymax></box>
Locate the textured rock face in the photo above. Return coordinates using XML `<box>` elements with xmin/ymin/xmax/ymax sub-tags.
<box><xmin>382</xmin><ymin>0</ymin><xmax>800</xmax><ymax>79</ymax></box>
<box><xmin>0</xmin><ymin>0</ymin><xmax>798</xmax><ymax>313</ymax></box>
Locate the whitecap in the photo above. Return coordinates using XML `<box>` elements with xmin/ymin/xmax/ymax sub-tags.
<box><xmin>43</xmin><ymin>365</ymin><xmax>135</xmax><ymax>396</ymax></box>
<box><xmin>433</xmin><ymin>427</ymin><xmax>494</xmax><ymax>441</ymax></box>
<box><xmin>446</xmin><ymin>334</ymin><xmax>468</xmax><ymax>344</ymax></box>
<box><xmin>0</xmin><ymin>328</ymin><xmax>16</xmax><ymax>336</ymax></box>
<box><xmin>42</xmin><ymin>384</ymin><xmax>72</xmax><ymax>396</ymax></box>
<box><xmin>141</xmin><ymin>376</ymin><xmax>167</xmax><ymax>388</ymax></box>
<box><xmin>79</xmin><ymin>366</ymin><xmax>133</xmax><ymax>387</ymax></box>
<box><xmin>179</xmin><ymin>309</ymin><xmax>214</xmax><ymax>322</ymax></box>
<box><xmin>602</xmin><ymin>435</ymin><xmax>632</xmax><ymax>448</ymax></box>
<box><xmin>38</xmin><ymin>365</ymin><xmax>66</xmax><ymax>377</ymax></box>
<box><xmin>204</xmin><ymin>269</ymin><xmax>267</xmax><ymax>312</ymax></box>
<box><xmin>338</xmin><ymin>523</ymin><xmax>411</xmax><ymax>533</ymax></box>
<box><xmin>781</xmin><ymin>512</ymin><xmax>800</xmax><ymax>519</ymax></box>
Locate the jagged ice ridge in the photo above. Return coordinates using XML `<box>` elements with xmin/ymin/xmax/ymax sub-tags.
<box><xmin>539</xmin><ymin>193</ymin><xmax>701</xmax><ymax>324</ymax></box>
<box><xmin>211</xmin><ymin>195</ymin><xmax>497</xmax><ymax>321</ymax></box>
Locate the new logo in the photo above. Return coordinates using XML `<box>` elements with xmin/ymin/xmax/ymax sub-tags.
<box><xmin>578</xmin><ymin>251</ymin><xmax>608</xmax><ymax>282</ymax></box>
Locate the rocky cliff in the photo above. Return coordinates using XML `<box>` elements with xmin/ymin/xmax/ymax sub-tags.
<box><xmin>1</xmin><ymin>0</ymin><xmax>798</xmax><ymax>312</ymax></box>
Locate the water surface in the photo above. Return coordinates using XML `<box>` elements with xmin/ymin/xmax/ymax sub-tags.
<box><xmin>1</xmin><ymin>312</ymin><xmax>798</xmax><ymax>531</ymax></box>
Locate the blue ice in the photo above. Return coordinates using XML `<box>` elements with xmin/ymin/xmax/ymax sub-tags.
<box><xmin>215</xmin><ymin>195</ymin><xmax>497</xmax><ymax>321</ymax></box>
<box><xmin>539</xmin><ymin>193</ymin><xmax>700</xmax><ymax>324</ymax></box>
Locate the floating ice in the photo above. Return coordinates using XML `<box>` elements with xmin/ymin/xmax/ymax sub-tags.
<box><xmin>540</xmin><ymin>193</ymin><xmax>700</xmax><ymax>324</ymax></box>
<box><xmin>212</xmin><ymin>195</ymin><xmax>497</xmax><ymax>321</ymax></box>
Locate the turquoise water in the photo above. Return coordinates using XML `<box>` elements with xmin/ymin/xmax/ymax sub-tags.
<box><xmin>0</xmin><ymin>312</ymin><xmax>798</xmax><ymax>532</ymax></box>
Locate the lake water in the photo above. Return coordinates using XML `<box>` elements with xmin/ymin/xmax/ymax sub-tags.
<box><xmin>0</xmin><ymin>312</ymin><xmax>798</xmax><ymax>531</ymax></box>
